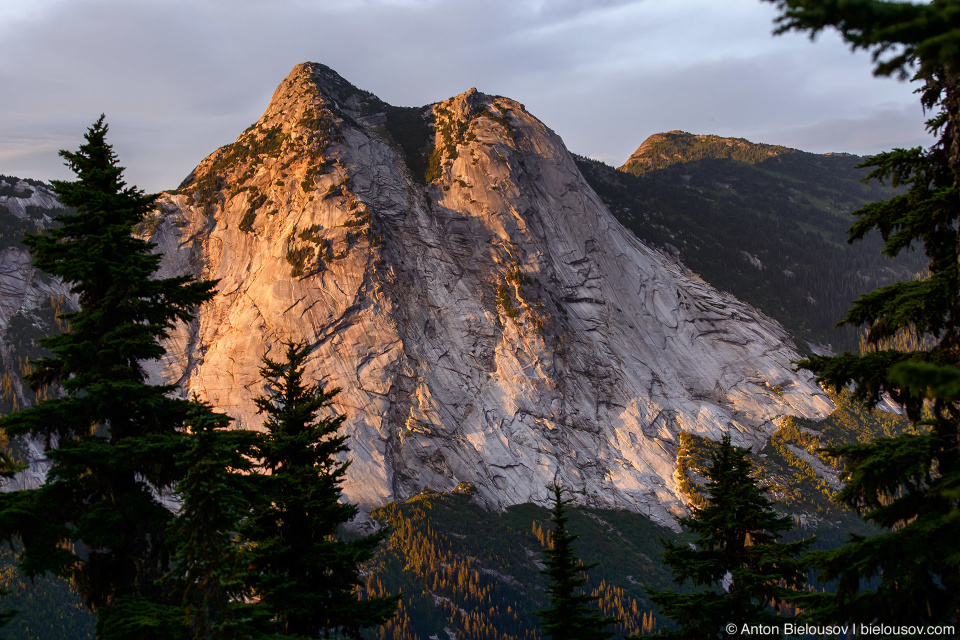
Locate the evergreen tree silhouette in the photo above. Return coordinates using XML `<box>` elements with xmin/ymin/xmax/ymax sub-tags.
<box><xmin>242</xmin><ymin>341</ymin><xmax>398</xmax><ymax>638</ymax></box>
<box><xmin>645</xmin><ymin>434</ymin><xmax>811</xmax><ymax>639</ymax></box>
<box><xmin>536</xmin><ymin>478</ymin><xmax>616</xmax><ymax>640</ymax></box>
<box><xmin>0</xmin><ymin>116</ymin><xmax>217</xmax><ymax>639</ymax></box>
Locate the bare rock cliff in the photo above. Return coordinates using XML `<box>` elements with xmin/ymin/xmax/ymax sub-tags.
<box><xmin>0</xmin><ymin>178</ymin><xmax>75</xmax><ymax>490</ymax></box>
<box><xmin>139</xmin><ymin>63</ymin><xmax>832</xmax><ymax>525</ymax></box>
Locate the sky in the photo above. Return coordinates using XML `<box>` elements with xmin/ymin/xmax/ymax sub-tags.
<box><xmin>0</xmin><ymin>0</ymin><xmax>935</xmax><ymax>193</ymax></box>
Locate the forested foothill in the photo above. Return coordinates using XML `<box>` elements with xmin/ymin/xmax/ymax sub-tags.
<box><xmin>577</xmin><ymin>136</ymin><xmax>926</xmax><ymax>354</ymax></box>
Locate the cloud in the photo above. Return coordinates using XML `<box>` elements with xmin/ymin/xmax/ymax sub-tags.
<box><xmin>762</xmin><ymin>105</ymin><xmax>933</xmax><ymax>156</ymax></box>
<box><xmin>0</xmin><ymin>0</ymin><xmax>929</xmax><ymax>191</ymax></box>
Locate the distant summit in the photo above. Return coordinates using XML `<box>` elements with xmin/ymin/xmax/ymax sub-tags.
<box><xmin>622</xmin><ymin>131</ymin><xmax>796</xmax><ymax>175</ymax></box>
<box><xmin>577</xmin><ymin>131</ymin><xmax>923</xmax><ymax>353</ymax></box>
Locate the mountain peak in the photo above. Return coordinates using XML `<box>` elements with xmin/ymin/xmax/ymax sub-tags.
<box><xmin>154</xmin><ymin>64</ymin><xmax>832</xmax><ymax>524</ymax></box>
<box><xmin>244</xmin><ymin>62</ymin><xmax>387</xmax><ymax>141</ymax></box>
<box><xmin>175</xmin><ymin>62</ymin><xmax>387</xmax><ymax>205</ymax></box>
<box><xmin>622</xmin><ymin>131</ymin><xmax>797</xmax><ymax>176</ymax></box>
<box><xmin>267</xmin><ymin>62</ymin><xmax>385</xmax><ymax>120</ymax></box>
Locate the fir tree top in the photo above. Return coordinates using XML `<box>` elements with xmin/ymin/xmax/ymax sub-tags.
<box><xmin>536</xmin><ymin>479</ymin><xmax>616</xmax><ymax>640</ymax></box>
<box><xmin>646</xmin><ymin>434</ymin><xmax>812</xmax><ymax>640</ymax></box>
<box><xmin>0</xmin><ymin>117</ymin><xmax>218</xmax><ymax>620</ymax></box>
<box><xmin>5</xmin><ymin>116</ymin><xmax>217</xmax><ymax>443</ymax></box>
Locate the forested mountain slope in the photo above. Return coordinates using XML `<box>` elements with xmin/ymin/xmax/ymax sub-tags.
<box><xmin>577</xmin><ymin>131</ymin><xmax>927</xmax><ymax>352</ymax></box>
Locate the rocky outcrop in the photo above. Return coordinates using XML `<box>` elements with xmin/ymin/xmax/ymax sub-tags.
<box><xmin>621</xmin><ymin>130</ymin><xmax>794</xmax><ymax>175</ymax></box>
<box><xmin>145</xmin><ymin>63</ymin><xmax>832</xmax><ymax>526</ymax></box>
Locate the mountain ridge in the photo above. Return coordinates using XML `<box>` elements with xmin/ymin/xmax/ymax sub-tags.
<box><xmin>622</xmin><ymin>130</ymin><xmax>798</xmax><ymax>175</ymax></box>
<box><xmin>1</xmin><ymin>63</ymin><xmax>855</xmax><ymax>527</ymax></box>
<box><xmin>137</xmin><ymin>62</ymin><xmax>833</xmax><ymax>525</ymax></box>
<box><xmin>578</xmin><ymin>131</ymin><xmax>923</xmax><ymax>352</ymax></box>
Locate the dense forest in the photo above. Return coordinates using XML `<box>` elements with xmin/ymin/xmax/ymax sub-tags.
<box><xmin>2</xmin><ymin>388</ymin><xmax>905</xmax><ymax>639</ymax></box>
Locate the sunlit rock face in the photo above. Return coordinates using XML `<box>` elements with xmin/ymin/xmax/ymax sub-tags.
<box><xmin>144</xmin><ymin>63</ymin><xmax>830</xmax><ymax>525</ymax></box>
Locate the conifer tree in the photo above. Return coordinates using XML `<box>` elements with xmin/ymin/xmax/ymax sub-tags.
<box><xmin>167</xmin><ymin>400</ymin><xmax>261</xmax><ymax>640</ymax></box>
<box><xmin>242</xmin><ymin>341</ymin><xmax>398</xmax><ymax>639</ymax></box>
<box><xmin>764</xmin><ymin>0</ymin><xmax>960</xmax><ymax>627</ymax></box>
<box><xmin>0</xmin><ymin>596</ymin><xmax>13</xmax><ymax>636</ymax></box>
<box><xmin>0</xmin><ymin>117</ymin><xmax>217</xmax><ymax>638</ymax></box>
<box><xmin>0</xmin><ymin>447</ymin><xmax>20</xmax><ymax>634</ymax></box>
<box><xmin>0</xmin><ymin>436</ymin><xmax>21</xmax><ymax>480</ymax></box>
<box><xmin>535</xmin><ymin>479</ymin><xmax>617</xmax><ymax>640</ymax></box>
<box><xmin>645</xmin><ymin>434</ymin><xmax>812</xmax><ymax>639</ymax></box>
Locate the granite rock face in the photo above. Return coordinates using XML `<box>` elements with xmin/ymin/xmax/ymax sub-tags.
<box><xmin>0</xmin><ymin>178</ymin><xmax>74</xmax><ymax>408</ymax></box>
<box><xmin>0</xmin><ymin>65</ymin><xmax>833</xmax><ymax>523</ymax></box>
<box><xmin>0</xmin><ymin>178</ymin><xmax>75</xmax><ymax>490</ymax></box>
<box><xmin>142</xmin><ymin>63</ymin><xmax>833</xmax><ymax>526</ymax></box>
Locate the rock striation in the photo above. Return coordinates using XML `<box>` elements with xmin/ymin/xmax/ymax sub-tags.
<box><xmin>144</xmin><ymin>63</ymin><xmax>833</xmax><ymax>526</ymax></box>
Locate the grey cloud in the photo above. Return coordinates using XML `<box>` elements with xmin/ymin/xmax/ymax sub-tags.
<box><xmin>0</xmin><ymin>0</ymin><xmax>930</xmax><ymax>191</ymax></box>
<box><xmin>758</xmin><ymin>106</ymin><xmax>934</xmax><ymax>156</ymax></box>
